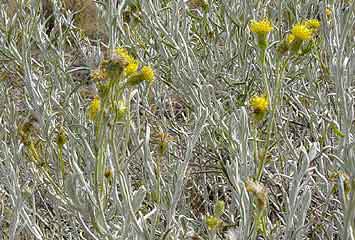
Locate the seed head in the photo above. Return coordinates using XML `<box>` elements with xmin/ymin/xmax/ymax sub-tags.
<box><xmin>19</xmin><ymin>111</ymin><xmax>43</xmax><ymax>145</ymax></box>
<box><xmin>104</xmin><ymin>168</ymin><xmax>113</xmax><ymax>178</ymax></box>
<box><xmin>245</xmin><ymin>179</ymin><xmax>268</xmax><ymax>210</ymax></box>
<box><xmin>91</xmin><ymin>69</ymin><xmax>108</xmax><ymax>82</ymax></box>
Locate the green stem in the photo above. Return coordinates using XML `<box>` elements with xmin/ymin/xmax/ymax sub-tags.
<box><xmin>256</xmin><ymin>209</ymin><xmax>267</xmax><ymax>237</ymax></box>
<box><xmin>253</xmin><ymin>127</ymin><xmax>259</xmax><ymax>176</ymax></box>
<box><xmin>58</xmin><ymin>145</ymin><xmax>65</xmax><ymax>184</ymax></box>
<box><xmin>261</xmin><ymin>49</ymin><xmax>271</xmax><ymax>102</ymax></box>
<box><xmin>256</xmin><ymin>58</ymin><xmax>289</xmax><ymax>181</ymax></box>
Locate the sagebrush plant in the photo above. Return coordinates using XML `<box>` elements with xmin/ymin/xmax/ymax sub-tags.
<box><xmin>0</xmin><ymin>0</ymin><xmax>354</xmax><ymax>239</ymax></box>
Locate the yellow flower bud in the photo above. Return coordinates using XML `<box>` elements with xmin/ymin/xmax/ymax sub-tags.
<box><xmin>56</xmin><ymin>127</ymin><xmax>67</xmax><ymax>146</ymax></box>
<box><xmin>141</xmin><ymin>66</ymin><xmax>155</xmax><ymax>82</ymax></box>
<box><xmin>305</xmin><ymin>19</ymin><xmax>321</xmax><ymax>30</ymax></box>
<box><xmin>88</xmin><ymin>96</ymin><xmax>101</xmax><ymax>121</ymax></box>
<box><xmin>205</xmin><ymin>215</ymin><xmax>223</xmax><ymax>231</ymax></box>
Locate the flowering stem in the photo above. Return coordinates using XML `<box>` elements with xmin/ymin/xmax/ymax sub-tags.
<box><xmin>261</xmin><ymin>49</ymin><xmax>271</xmax><ymax>103</ymax></box>
<box><xmin>255</xmin><ymin>49</ymin><xmax>272</xmax><ymax>181</ymax></box>
<box><xmin>94</xmin><ymin>75</ymin><xmax>123</xmax><ymax>202</ymax></box>
<box><xmin>256</xmin><ymin>58</ymin><xmax>288</xmax><ymax>181</ymax></box>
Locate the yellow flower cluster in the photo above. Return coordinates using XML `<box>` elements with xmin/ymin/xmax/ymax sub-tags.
<box><xmin>127</xmin><ymin>65</ymin><xmax>155</xmax><ymax>86</ymax></box>
<box><xmin>94</xmin><ymin>48</ymin><xmax>155</xmax><ymax>86</ymax></box>
<box><xmin>279</xmin><ymin>19</ymin><xmax>321</xmax><ymax>55</ymax></box>
<box><xmin>250</xmin><ymin>19</ymin><xmax>273</xmax><ymax>34</ymax></box>
<box><xmin>112</xmin><ymin>48</ymin><xmax>155</xmax><ymax>86</ymax></box>
<box><xmin>250</xmin><ymin>95</ymin><xmax>269</xmax><ymax>113</ymax></box>
<box><xmin>289</xmin><ymin>19</ymin><xmax>320</xmax><ymax>43</ymax></box>
<box><xmin>115</xmin><ymin>48</ymin><xmax>139</xmax><ymax>76</ymax></box>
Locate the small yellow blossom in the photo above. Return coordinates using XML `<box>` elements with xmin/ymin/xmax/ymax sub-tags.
<box><xmin>305</xmin><ymin>19</ymin><xmax>321</xmax><ymax>30</ymax></box>
<box><xmin>291</xmin><ymin>23</ymin><xmax>312</xmax><ymax>41</ymax></box>
<box><xmin>115</xmin><ymin>48</ymin><xmax>139</xmax><ymax>76</ymax></box>
<box><xmin>250</xmin><ymin>95</ymin><xmax>269</xmax><ymax>113</ymax></box>
<box><xmin>115</xmin><ymin>48</ymin><xmax>131</xmax><ymax>62</ymax></box>
<box><xmin>325</xmin><ymin>7</ymin><xmax>332</xmax><ymax>18</ymax></box>
<box><xmin>125</xmin><ymin>62</ymin><xmax>139</xmax><ymax>76</ymax></box>
<box><xmin>250</xmin><ymin>19</ymin><xmax>273</xmax><ymax>34</ymax></box>
<box><xmin>127</xmin><ymin>66</ymin><xmax>155</xmax><ymax>86</ymax></box>
<box><xmin>141</xmin><ymin>66</ymin><xmax>155</xmax><ymax>82</ymax></box>
<box><xmin>88</xmin><ymin>96</ymin><xmax>101</xmax><ymax>121</ymax></box>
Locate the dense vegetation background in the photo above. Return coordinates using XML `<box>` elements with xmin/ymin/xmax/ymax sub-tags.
<box><xmin>0</xmin><ymin>0</ymin><xmax>354</xmax><ymax>239</ymax></box>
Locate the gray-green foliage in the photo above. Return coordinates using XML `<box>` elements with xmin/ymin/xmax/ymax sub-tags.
<box><xmin>0</xmin><ymin>0</ymin><xmax>354</xmax><ymax>239</ymax></box>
